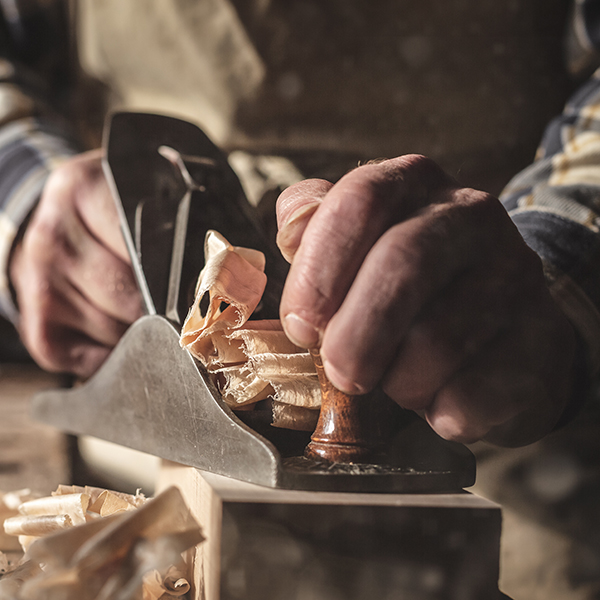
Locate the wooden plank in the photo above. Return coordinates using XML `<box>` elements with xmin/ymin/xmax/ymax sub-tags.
<box><xmin>157</xmin><ymin>460</ymin><xmax>223</xmax><ymax>600</ymax></box>
<box><xmin>157</xmin><ymin>461</ymin><xmax>503</xmax><ymax>600</ymax></box>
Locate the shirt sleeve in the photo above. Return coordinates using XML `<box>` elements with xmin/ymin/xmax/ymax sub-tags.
<box><xmin>0</xmin><ymin>119</ymin><xmax>77</xmax><ymax>322</ymax></box>
<box><xmin>0</xmin><ymin>0</ymin><xmax>79</xmax><ymax>324</ymax></box>
<box><xmin>500</xmin><ymin>70</ymin><xmax>600</xmax><ymax>377</ymax></box>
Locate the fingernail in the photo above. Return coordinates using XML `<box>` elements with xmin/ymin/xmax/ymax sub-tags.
<box><xmin>280</xmin><ymin>201</ymin><xmax>320</xmax><ymax>230</ymax></box>
<box><xmin>276</xmin><ymin>202</ymin><xmax>320</xmax><ymax>263</ymax></box>
<box><xmin>322</xmin><ymin>358</ymin><xmax>366</xmax><ymax>395</ymax></box>
<box><xmin>283</xmin><ymin>313</ymin><xmax>321</xmax><ymax>348</ymax></box>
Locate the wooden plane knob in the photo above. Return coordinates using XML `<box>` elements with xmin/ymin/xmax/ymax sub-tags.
<box><xmin>305</xmin><ymin>349</ymin><xmax>380</xmax><ymax>463</ymax></box>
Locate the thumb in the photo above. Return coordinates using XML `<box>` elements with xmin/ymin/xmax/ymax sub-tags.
<box><xmin>276</xmin><ymin>179</ymin><xmax>332</xmax><ymax>262</ymax></box>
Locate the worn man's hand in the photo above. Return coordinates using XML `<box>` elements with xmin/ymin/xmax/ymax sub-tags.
<box><xmin>276</xmin><ymin>155</ymin><xmax>577</xmax><ymax>447</ymax></box>
<box><xmin>10</xmin><ymin>150</ymin><xmax>143</xmax><ymax>378</ymax></box>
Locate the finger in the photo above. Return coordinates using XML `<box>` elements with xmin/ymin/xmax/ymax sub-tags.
<box><xmin>14</xmin><ymin>213</ymin><xmax>136</xmax><ymax>372</ymax></box>
<box><xmin>280</xmin><ymin>155</ymin><xmax>454</xmax><ymax>348</ymax></box>
<box><xmin>425</xmin><ymin>315</ymin><xmax>574</xmax><ymax>446</ymax></box>
<box><xmin>25</xmin><ymin>189</ymin><xmax>142</xmax><ymax>324</ymax></box>
<box><xmin>16</xmin><ymin>265</ymin><xmax>129</xmax><ymax>351</ymax></box>
<box><xmin>381</xmin><ymin>260</ymin><xmax>527</xmax><ymax>410</ymax></box>
<box><xmin>276</xmin><ymin>179</ymin><xmax>331</xmax><ymax>263</ymax></box>
<box><xmin>319</xmin><ymin>191</ymin><xmax>517</xmax><ymax>393</ymax></box>
<box><xmin>64</xmin><ymin>238</ymin><xmax>142</xmax><ymax>324</ymax></box>
<box><xmin>13</xmin><ymin>259</ymin><xmax>116</xmax><ymax>377</ymax></box>
<box><xmin>22</xmin><ymin>319</ymin><xmax>112</xmax><ymax>379</ymax></box>
<box><xmin>56</xmin><ymin>280</ymin><xmax>131</xmax><ymax>347</ymax></box>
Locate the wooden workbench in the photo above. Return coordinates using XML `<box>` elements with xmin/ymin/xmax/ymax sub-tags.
<box><xmin>158</xmin><ymin>460</ymin><xmax>506</xmax><ymax>600</ymax></box>
<box><xmin>0</xmin><ymin>364</ymin><xmax>70</xmax><ymax>494</ymax></box>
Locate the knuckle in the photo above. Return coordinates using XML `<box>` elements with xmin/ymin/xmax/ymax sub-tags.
<box><xmin>334</xmin><ymin>155</ymin><xmax>449</xmax><ymax>219</ymax></box>
<box><xmin>450</xmin><ymin>187</ymin><xmax>501</xmax><ymax>220</ymax></box>
<box><xmin>44</xmin><ymin>161</ymin><xmax>80</xmax><ymax>199</ymax></box>
<box><xmin>387</xmin><ymin>154</ymin><xmax>456</xmax><ymax>196</ymax></box>
<box><xmin>276</xmin><ymin>179</ymin><xmax>329</xmax><ymax>227</ymax></box>
<box><xmin>359</xmin><ymin>154</ymin><xmax>445</xmax><ymax>183</ymax></box>
<box><xmin>25</xmin><ymin>220</ymin><xmax>60</xmax><ymax>259</ymax></box>
<box><xmin>23</xmin><ymin>319</ymin><xmax>99</xmax><ymax>377</ymax></box>
<box><xmin>41</xmin><ymin>153</ymin><xmax>103</xmax><ymax>212</ymax></box>
<box><xmin>14</xmin><ymin>268</ymin><xmax>53</xmax><ymax>320</ymax></box>
<box><xmin>25</xmin><ymin>211</ymin><xmax>76</xmax><ymax>264</ymax></box>
<box><xmin>454</xmin><ymin>187</ymin><xmax>496</xmax><ymax>207</ymax></box>
<box><xmin>17</xmin><ymin>284</ymin><xmax>71</xmax><ymax>373</ymax></box>
<box><xmin>427</xmin><ymin>408</ymin><xmax>485</xmax><ymax>444</ymax></box>
<box><xmin>372</xmin><ymin>227</ymin><xmax>434</xmax><ymax>305</ymax></box>
<box><xmin>21</xmin><ymin>320</ymin><xmax>66</xmax><ymax>373</ymax></box>
<box><xmin>376</xmin><ymin>225</ymin><xmax>418</xmax><ymax>269</ymax></box>
<box><xmin>392</xmin><ymin>154</ymin><xmax>442</xmax><ymax>177</ymax></box>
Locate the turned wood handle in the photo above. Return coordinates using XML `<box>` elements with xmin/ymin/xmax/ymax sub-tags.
<box><xmin>305</xmin><ymin>349</ymin><xmax>379</xmax><ymax>463</ymax></box>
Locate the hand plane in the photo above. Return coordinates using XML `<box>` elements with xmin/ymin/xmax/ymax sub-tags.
<box><xmin>32</xmin><ymin>112</ymin><xmax>475</xmax><ymax>494</ymax></box>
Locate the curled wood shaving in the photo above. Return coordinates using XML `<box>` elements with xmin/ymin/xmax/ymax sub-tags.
<box><xmin>0</xmin><ymin>486</ymin><xmax>200</xmax><ymax>599</ymax></box>
<box><xmin>143</xmin><ymin>566</ymin><xmax>190</xmax><ymax>599</ymax></box>
<box><xmin>0</xmin><ymin>490</ymin><xmax>36</xmax><ymax>552</ymax></box>
<box><xmin>4</xmin><ymin>514</ymin><xmax>73</xmax><ymax>537</ymax></box>
<box><xmin>18</xmin><ymin>493</ymin><xmax>90</xmax><ymax>526</ymax></box>
<box><xmin>180</xmin><ymin>230</ymin><xmax>267</xmax><ymax>360</ymax></box>
<box><xmin>52</xmin><ymin>485</ymin><xmax>146</xmax><ymax>509</ymax></box>
<box><xmin>272</xmin><ymin>401</ymin><xmax>320</xmax><ymax>431</ymax></box>
<box><xmin>180</xmin><ymin>231</ymin><xmax>320</xmax><ymax>429</ymax></box>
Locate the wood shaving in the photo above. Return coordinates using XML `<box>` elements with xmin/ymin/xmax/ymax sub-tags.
<box><xmin>0</xmin><ymin>490</ymin><xmax>38</xmax><ymax>552</ymax></box>
<box><xmin>18</xmin><ymin>493</ymin><xmax>90</xmax><ymax>525</ymax></box>
<box><xmin>180</xmin><ymin>231</ymin><xmax>320</xmax><ymax>430</ymax></box>
<box><xmin>180</xmin><ymin>230</ymin><xmax>267</xmax><ymax>359</ymax></box>
<box><xmin>0</xmin><ymin>485</ymin><xmax>200</xmax><ymax>600</ymax></box>
<box><xmin>4</xmin><ymin>514</ymin><xmax>73</xmax><ymax>537</ymax></box>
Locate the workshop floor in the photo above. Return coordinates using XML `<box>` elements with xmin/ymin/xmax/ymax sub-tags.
<box><xmin>0</xmin><ymin>363</ymin><xmax>159</xmax><ymax>499</ymax></box>
<box><xmin>0</xmin><ymin>364</ymin><xmax>70</xmax><ymax>496</ymax></box>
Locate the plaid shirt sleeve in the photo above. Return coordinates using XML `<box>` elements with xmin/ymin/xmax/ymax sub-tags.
<box><xmin>501</xmin><ymin>68</ymin><xmax>600</xmax><ymax>377</ymax></box>
<box><xmin>0</xmin><ymin>61</ymin><xmax>77</xmax><ymax>323</ymax></box>
<box><xmin>497</xmin><ymin>0</ymin><xmax>600</xmax><ymax>383</ymax></box>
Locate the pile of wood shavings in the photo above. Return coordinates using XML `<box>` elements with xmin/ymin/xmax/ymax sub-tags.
<box><xmin>0</xmin><ymin>485</ymin><xmax>202</xmax><ymax>600</ymax></box>
<box><xmin>180</xmin><ymin>230</ymin><xmax>321</xmax><ymax>431</ymax></box>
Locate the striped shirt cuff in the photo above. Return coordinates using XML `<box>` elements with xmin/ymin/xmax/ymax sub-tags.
<box><xmin>0</xmin><ymin>117</ymin><xmax>77</xmax><ymax>323</ymax></box>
